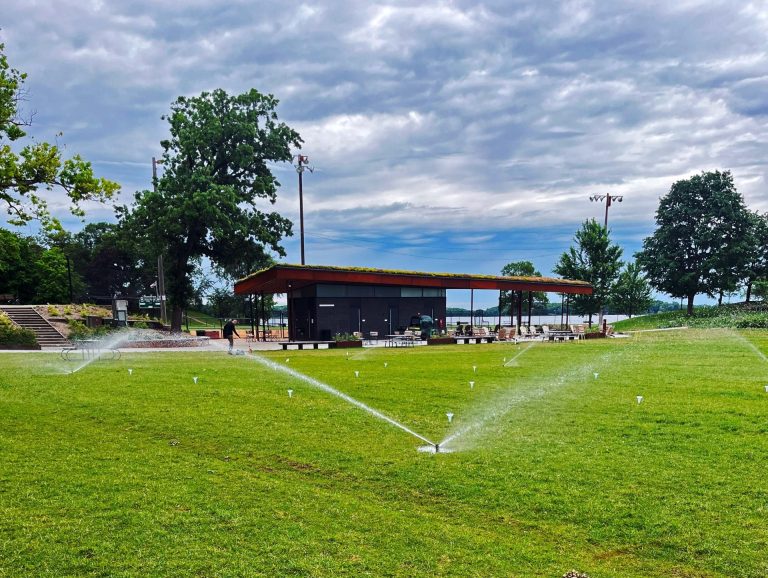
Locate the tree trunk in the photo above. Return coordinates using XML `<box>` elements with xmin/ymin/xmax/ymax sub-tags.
<box><xmin>746</xmin><ymin>280</ymin><xmax>752</xmax><ymax>303</ymax></box>
<box><xmin>171</xmin><ymin>305</ymin><xmax>184</xmax><ymax>332</ymax></box>
<box><xmin>718</xmin><ymin>290</ymin><xmax>723</xmax><ymax>306</ymax></box>
<box><xmin>686</xmin><ymin>294</ymin><xmax>695</xmax><ymax>316</ymax></box>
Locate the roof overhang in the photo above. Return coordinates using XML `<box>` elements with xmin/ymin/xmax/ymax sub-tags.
<box><xmin>234</xmin><ymin>264</ymin><xmax>592</xmax><ymax>296</ymax></box>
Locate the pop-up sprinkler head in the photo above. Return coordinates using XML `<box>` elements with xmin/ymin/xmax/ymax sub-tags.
<box><xmin>434</xmin><ymin>443</ymin><xmax>440</xmax><ymax>453</ymax></box>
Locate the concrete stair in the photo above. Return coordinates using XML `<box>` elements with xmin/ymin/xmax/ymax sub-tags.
<box><xmin>0</xmin><ymin>306</ymin><xmax>70</xmax><ymax>348</ymax></box>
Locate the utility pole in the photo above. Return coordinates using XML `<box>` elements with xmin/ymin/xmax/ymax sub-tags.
<box><xmin>152</xmin><ymin>157</ymin><xmax>167</xmax><ymax>326</ymax></box>
<box><xmin>589</xmin><ymin>194</ymin><xmax>623</xmax><ymax>228</ymax></box>
<box><xmin>294</xmin><ymin>155</ymin><xmax>313</xmax><ymax>265</ymax></box>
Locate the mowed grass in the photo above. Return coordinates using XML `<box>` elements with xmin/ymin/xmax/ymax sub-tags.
<box><xmin>0</xmin><ymin>330</ymin><xmax>767</xmax><ymax>577</ymax></box>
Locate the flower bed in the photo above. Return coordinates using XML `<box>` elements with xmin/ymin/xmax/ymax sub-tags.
<box><xmin>333</xmin><ymin>340</ymin><xmax>362</xmax><ymax>348</ymax></box>
<box><xmin>428</xmin><ymin>337</ymin><xmax>456</xmax><ymax>345</ymax></box>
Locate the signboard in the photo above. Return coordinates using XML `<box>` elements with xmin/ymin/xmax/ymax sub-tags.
<box><xmin>139</xmin><ymin>295</ymin><xmax>161</xmax><ymax>308</ymax></box>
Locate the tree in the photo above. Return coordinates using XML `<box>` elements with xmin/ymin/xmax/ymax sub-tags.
<box><xmin>34</xmin><ymin>247</ymin><xmax>69</xmax><ymax>303</ymax></box>
<box><xmin>498</xmin><ymin>261</ymin><xmax>549</xmax><ymax>326</ymax></box>
<box><xmin>753</xmin><ymin>280</ymin><xmax>768</xmax><ymax>302</ymax></box>
<box><xmin>0</xmin><ymin>43</ymin><xmax>119</xmax><ymax>230</ymax></box>
<box><xmin>122</xmin><ymin>89</ymin><xmax>302</xmax><ymax>331</ymax></box>
<box><xmin>637</xmin><ymin>171</ymin><xmax>752</xmax><ymax>315</ymax></box>
<box><xmin>610</xmin><ymin>261</ymin><xmax>652</xmax><ymax>318</ymax></box>
<box><xmin>743</xmin><ymin>212</ymin><xmax>768</xmax><ymax>302</ymax></box>
<box><xmin>64</xmin><ymin>223</ymin><xmax>156</xmax><ymax>302</ymax></box>
<box><xmin>0</xmin><ymin>227</ymin><xmax>43</xmax><ymax>303</ymax></box>
<box><xmin>554</xmin><ymin>219</ymin><xmax>623</xmax><ymax>327</ymax></box>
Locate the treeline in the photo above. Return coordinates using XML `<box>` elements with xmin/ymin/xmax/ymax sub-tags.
<box><xmin>446</xmin><ymin>300</ymin><xmax>680</xmax><ymax>318</ymax></box>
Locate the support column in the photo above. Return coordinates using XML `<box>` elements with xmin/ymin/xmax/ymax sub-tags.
<box><xmin>470</xmin><ymin>288</ymin><xmax>474</xmax><ymax>333</ymax></box>
<box><xmin>527</xmin><ymin>291</ymin><xmax>532</xmax><ymax>328</ymax></box>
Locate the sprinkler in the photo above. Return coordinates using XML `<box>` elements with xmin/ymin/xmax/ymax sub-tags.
<box><xmin>434</xmin><ymin>443</ymin><xmax>440</xmax><ymax>453</ymax></box>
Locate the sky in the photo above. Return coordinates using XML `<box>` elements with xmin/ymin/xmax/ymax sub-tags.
<box><xmin>2</xmin><ymin>1</ymin><xmax>767</xmax><ymax>308</ymax></box>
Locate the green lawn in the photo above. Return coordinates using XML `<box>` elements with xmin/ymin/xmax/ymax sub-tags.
<box><xmin>1</xmin><ymin>330</ymin><xmax>767</xmax><ymax>577</ymax></box>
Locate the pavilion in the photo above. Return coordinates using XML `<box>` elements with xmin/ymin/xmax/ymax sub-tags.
<box><xmin>234</xmin><ymin>264</ymin><xmax>592</xmax><ymax>342</ymax></box>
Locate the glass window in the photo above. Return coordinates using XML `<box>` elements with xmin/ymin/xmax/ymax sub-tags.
<box><xmin>374</xmin><ymin>286</ymin><xmax>400</xmax><ymax>297</ymax></box>
<box><xmin>347</xmin><ymin>285</ymin><xmax>374</xmax><ymax>297</ymax></box>
<box><xmin>401</xmin><ymin>287</ymin><xmax>422</xmax><ymax>297</ymax></box>
<box><xmin>316</xmin><ymin>284</ymin><xmax>346</xmax><ymax>297</ymax></box>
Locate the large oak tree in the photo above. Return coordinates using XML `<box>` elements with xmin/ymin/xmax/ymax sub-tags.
<box><xmin>122</xmin><ymin>89</ymin><xmax>302</xmax><ymax>331</ymax></box>
<box><xmin>636</xmin><ymin>170</ymin><xmax>752</xmax><ymax>315</ymax></box>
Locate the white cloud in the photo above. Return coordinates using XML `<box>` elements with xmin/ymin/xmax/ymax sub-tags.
<box><xmin>2</xmin><ymin>0</ymin><xmax>767</xmax><ymax>290</ymax></box>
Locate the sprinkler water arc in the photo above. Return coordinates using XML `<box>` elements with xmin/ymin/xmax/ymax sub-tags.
<box><xmin>243</xmin><ymin>349</ymin><xmax>437</xmax><ymax>449</ymax></box>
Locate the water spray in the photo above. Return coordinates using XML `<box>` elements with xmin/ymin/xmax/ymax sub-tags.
<box><xmin>243</xmin><ymin>349</ymin><xmax>437</xmax><ymax>449</ymax></box>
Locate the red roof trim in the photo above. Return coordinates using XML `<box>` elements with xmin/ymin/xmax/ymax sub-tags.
<box><xmin>234</xmin><ymin>264</ymin><xmax>592</xmax><ymax>295</ymax></box>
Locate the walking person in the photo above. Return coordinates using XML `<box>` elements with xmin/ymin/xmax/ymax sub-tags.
<box><xmin>223</xmin><ymin>319</ymin><xmax>240</xmax><ymax>354</ymax></box>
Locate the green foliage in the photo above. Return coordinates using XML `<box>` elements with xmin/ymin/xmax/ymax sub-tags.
<box><xmin>0</xmin><ymin>43</ymin><xmax>119</xmax><ymax>230</ymax></box>
<box><xmin>66</xmin><ymin>318</ymin><xmax>112</xmax><ymax>340</ymax></box>
<box><xmin>122</xmin><ymin>88</ymin><xmax>302</xmax><ymax>331</ymax></box>
<box><xmin>744</xmin><ymin>213</ymin><xmax>768</xmax><ymax>301</ymax></box>
<box><xmin>0</xmin><ymin>311</ymin><xmax>37</xmax><ymax>346</ymax></box>
<box><xmin>637</xmin><ymin>171</ymin><xmax>752</xmax><ymax>314</ymax></box>
<box><xmin>613</xmin><ymin>301</ymin><xmax>768</xmax><ymax>330</ymax></box>
<box><xmin>554</xmin><ymin>219</ymin><xmax>623</xmax><ymax>323</ymax></box>
<box><xmin>753</xmin><ymin>280</ymin><xmax>768</xmax><ymax>301</ymax></box>
<box><xmin>73</xmin><ymin>222</ymin><xmax>155</xmax><ymax>301</ymax></box>
<box><xmin>499</xmin><ymin>261</ymin><xmax>549</xmax><ymax>317</ymax></box>
<box><xmin>0</xmin><ymin>227</ymin><xmax>42</xmax><ymax>302</ymax></box>
<box><xmin>333</xmin><ymin>332</ymin><xmax>361</xmax><ymax>341</ymax></box>
<box><xmin>610</xmin><ymin>261</ymin><xmax>653</xmax><ymax>318</ymax></box>
<box><xmin>33</xmin><ymin>247</ymin><xmax>69</xmax><ymax>303</ymax></box>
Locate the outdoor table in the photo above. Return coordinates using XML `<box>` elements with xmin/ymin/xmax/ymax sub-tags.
<box><xmin>385</xmin><ymin>334</ymin><xmax>416</xmax><ymax>347</ymax></box>
<box><xmin>548</xmin><ymin>330</ymin><xmax>576</xmax><ymax>342</ymax></box>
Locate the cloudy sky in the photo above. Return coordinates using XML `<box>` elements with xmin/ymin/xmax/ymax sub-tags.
<box><xmin>3</xmin><ymin>1</ymin><xmax>767</xmax><ymax>307</ymax></box>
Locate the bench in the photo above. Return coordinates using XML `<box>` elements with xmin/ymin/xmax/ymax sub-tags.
<box><xmin>280</xmin><ymin>341</ymin><xmax>335</xmax><ymax>350</ymax></box>
<box><xmin>454</xmin><ymin>336</ymin><xmax>496</xmax><ymax>345</ymax></box>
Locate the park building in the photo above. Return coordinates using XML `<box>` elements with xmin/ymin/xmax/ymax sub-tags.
<box><xmin>234</xmin><ymin>264</ymin><xmax>592</xmax><ymax>342</ymax></box>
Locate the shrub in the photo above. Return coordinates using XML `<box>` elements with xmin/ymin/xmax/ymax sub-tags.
<box><xmin>0</xmin><ymin>312</ymin><xmax>38</xmax><ymax>347</ymax></box>
<box><xmin>67</xmin><ymin>319</ymin><xmax>113</xmax><ymax>340</ymax></box>
<box><xmin>334</xmin><ymin>332</ymin><xmax>360</xmax><ymax>341</ymax></box>
<box><xmin>47</xmin><ymin>305</ymin><xmax>61</xmax><ymax>316</ymax></box>
<box><xmin>735</xmin><ymin>314</ymin><xmax>768</xmax><ymax>329</ymax></box>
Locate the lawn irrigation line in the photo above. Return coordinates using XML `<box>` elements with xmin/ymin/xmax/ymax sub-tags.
<box><xmin>438</xmin><ymin>345</ymin><xmax>631</xmax><ymax>452</ymax></box>
<box><xmin>504</xmin><ymin>342</ymin><xmax>535</xmax><ymax>367</ymax></box>
<box><xmin>244</xmin><ymin>350</ymin><xmax>437</xmax><ymax>448</ymax></box>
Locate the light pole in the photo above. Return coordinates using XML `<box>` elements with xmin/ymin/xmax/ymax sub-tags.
<box><xmin>293</xmin><ymin>155</ymin><xmax>313</xmax><ymax>265</ymax></box>
<box><xmin>152</xmin><ymin>156</ymin><xmax>168</xmax><ymax>325</ymax></box>
<box><xmin>589</xmin><ymin>194</ymin><xmax>623</xmax><ymax>228</ymax></box>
